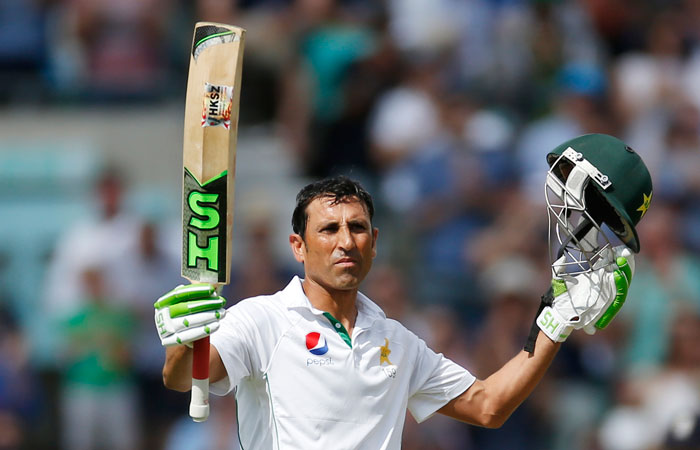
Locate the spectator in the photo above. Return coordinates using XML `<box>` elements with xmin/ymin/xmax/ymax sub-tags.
<box><xmin>59</xmin><ymin>267</ymin><xmax>138</xmax><ymax>450</ymax></box>
<box><xmin>598</xmin><ymin>309</ymin><xmax>700</xmax><ymax>450</ymax></box>
<box><xmin>470</xmin><ymin>255</ymin><xmax>548</xmax><ymax>450</ymax></box>
<box><xmin>43</xmin><ymin>167</ymin><xmax>142</xmax><ymax>313</ymax></box>
<box><xmin>47</xmin><ymin>0</ymin><xmax>173</xmax><ymax>101</ymax></box>
<box><xmin>279</xmin><ymin>0</ymin><xmax>378</xmax><ymax>175</ymax></box>
<box><xmin>655</xmin><ymin>102</ymin><xmax>700</xmax><ymax>252</ymax></box>
<box><xmin>375</xmin><ymin>90</ymin><xmax>495</xmax><ymax>310</ymax></box>
<box><xmin>223</xmin><ymin>213</ymin><xmax>297</xmax><ymax>302</ymax></box>
<box><xmin>517</xmin><ymin>61</ymin><xmax>615</xmax><ymax>204</ymax></box>
<box><xmin>117</xmin><ymin>221</ymin><xmax>185</xmax><ymax>450</ymax></box>
<box><xmin>0</xmin><ymin>0</ymin><xmax>48</xmax><ymax>103</ymax></box>
<box><xmin>0</xmin><ymin>307</ymin><xmax>42</xmax><ymax>449</ymax></box>
<box><xmin>612</xmin><ymin>10</ymin><xmax>693</xmax><ymax>177</ymax></box>
<box><xmin>619</xmin><ymin>204</ymin><xmax>700</xmax><ymax>371</ymax></box>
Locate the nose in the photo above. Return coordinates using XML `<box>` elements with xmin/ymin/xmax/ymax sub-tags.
<box><xmin>337</xmin><ymin>225</ymin><xmax>355</xmax><ymax>251</ymax></box>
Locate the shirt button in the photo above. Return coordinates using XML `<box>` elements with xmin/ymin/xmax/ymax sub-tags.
<box><xmin>335</xmin><ymin>323</ymin><xmax>341</xmax><ymax>329</ymax></box>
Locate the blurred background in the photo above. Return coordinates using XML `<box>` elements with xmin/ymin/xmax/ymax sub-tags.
<box><xmin>1</xmin><ymin>0</ymin><xmax>700</xmax><ymax>449</ymax></box>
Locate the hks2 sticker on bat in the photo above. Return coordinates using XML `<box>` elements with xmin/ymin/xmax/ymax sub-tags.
<box><xmin>201</xmin><ymin>83</ymin><xmax>234</xmax><ymax>129</ymax></box>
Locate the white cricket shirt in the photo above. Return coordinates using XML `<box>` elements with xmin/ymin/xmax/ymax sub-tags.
<box><xmin>210</xmin><ymin>276</ymin><xmax>475</xmax><ymax>449</ymax></box>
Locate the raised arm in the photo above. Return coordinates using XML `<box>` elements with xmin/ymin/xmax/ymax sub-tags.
<box><xmin>162</xmin><ymin>344</ymin><xmax>227</xmax><ymax>392</ymax></box>
<box><xmin>441</xmin><ymin>246</ymin><xmax>634</xmax><ymax>428</ymax></box>
<box><xmin>154</xmin><ymin>284</ymin><xmax>229</xmax><ymax>392</ymax></box>
<box><xmin>438</xmin><ymin>331</ymin><xmax>558</xmax><ymax>428</ymax></box>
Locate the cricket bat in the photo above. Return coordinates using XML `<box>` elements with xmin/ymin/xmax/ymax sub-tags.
<box><xmin>181</xmin><ymin>22</ymin><xmax>245</xmax><ymax>422</ymax></box>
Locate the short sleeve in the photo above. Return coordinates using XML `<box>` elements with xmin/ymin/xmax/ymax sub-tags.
<box><xmin>407</xmin><ymin>336</ymin><xmax>476</xmax><ymax>423</ymax></box>
<box><xmin>209</xmin><ymin>300</ymin><xmax>268</xmax><ymax>396</ymax></box>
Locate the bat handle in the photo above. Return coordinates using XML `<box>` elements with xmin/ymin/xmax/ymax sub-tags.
<box><xmin>190</xmin><ymin>337</ymin><xmax>210</xmax><ymax>422</ymax></box>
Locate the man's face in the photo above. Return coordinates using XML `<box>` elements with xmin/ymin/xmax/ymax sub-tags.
<box><xmin>290</xmin><ymin>195</ymin><xmax>378</xmax><ymax>292</ymax></box>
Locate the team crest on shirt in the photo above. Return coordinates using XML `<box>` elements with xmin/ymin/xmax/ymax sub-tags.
<box><xmin>306</xmin><ymin>332</ymin><xmax>329</xmax><ymax>356</ymax></box>
<box><xmin>380</xmin><ymin>338</ymin><xmax>397</xmax><ymax>378</ymax></box>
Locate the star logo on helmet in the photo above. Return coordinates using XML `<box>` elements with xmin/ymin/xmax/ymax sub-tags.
<box><xmin>637</xmin><ymin>191</ymin><xmax>652</xmax><ymax>218</ymax></box>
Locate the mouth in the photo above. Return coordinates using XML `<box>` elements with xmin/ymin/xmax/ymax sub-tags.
<box><xmin>334</xmin><ymin>257</ymin><xmax>358</xmax><ymax>267</ymax></box>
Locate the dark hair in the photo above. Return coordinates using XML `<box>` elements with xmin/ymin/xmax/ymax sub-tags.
<box><xmin>292</xmin><ymin>176</ymin><xmax>374</xmax><ymax>238</ymax></box>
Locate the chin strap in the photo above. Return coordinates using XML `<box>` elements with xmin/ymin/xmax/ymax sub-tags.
<box><xmin>524</xmin><ymin>286</ymin><xmax>554</xmax><ymax>354</ymax></box>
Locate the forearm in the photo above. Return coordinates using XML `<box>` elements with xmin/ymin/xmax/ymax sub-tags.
<box><xmin>162</xmin><ymin>343</ymin><xmax>227</xmax><ymax>392</ymax></box>
<box><xmin>481</xmin><ymin>332</ymin><xmax>559</xmax><ymax>422</ymax></box>
<box><xmin>440</xmin><ymin>331</ymin><xmax>560</xmax><ymax>427</ymax></box>
<box><xmin>163</xmin><ymin>345</ymin><xmax>194</xmax><ymax>392</ymax></box>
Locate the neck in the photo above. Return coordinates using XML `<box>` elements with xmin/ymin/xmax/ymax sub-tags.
<box><xmin>302</xmin><ymin>277</ymin><xmax>358</xmax><ymax>333</ymax></box>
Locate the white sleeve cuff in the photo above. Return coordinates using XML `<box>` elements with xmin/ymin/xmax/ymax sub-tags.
<box><xmin>410</xmin><ymin>373</ymin><xmax>476</xmax><ymax>423</ymax></box>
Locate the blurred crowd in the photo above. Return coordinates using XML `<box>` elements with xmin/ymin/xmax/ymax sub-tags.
<box><xmin>2</xmin><ymin>0</ymin><xmax>700</xmax><ymax>449</ymax></box>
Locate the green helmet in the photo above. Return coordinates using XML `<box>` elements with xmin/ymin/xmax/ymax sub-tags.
<box><xmin>546</xmin><ymin>133</ymin><xmax>653</xmax><ymax>253</ymax></box>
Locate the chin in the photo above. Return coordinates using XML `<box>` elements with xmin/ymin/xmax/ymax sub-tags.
<box><xmin>331</xmin><ymin>274</ymin><xmax>363</xmax><ymax>291</ymax></box>
<box><xmin>333</xmin><ymin>279</ymin><xmax>360</xmax><ymax>291</ymax></box>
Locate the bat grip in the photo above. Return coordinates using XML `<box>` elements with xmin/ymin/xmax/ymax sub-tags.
<box><xmin>190</xmin><ymin>337</ymin><xmax>210</xmax><ymax>422</ymax></box>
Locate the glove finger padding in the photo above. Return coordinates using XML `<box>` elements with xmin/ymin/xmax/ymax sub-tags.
<box><xmin>160</xmin><ymin>322</ymin><xmax>221</xmax><ymax>347</ymax></box>
<box><xmin>593</xmin><ymin>257</ymin><xmax>632</xmax><ymax>329</ymax></box>
<box><xmin>154</xmin><ymin>283</ymin><xmax>226</xmax><ymax>347</ymax></box>
<box><xmin>615</xmin><ymin>246</ymin><xmax>635</xmax><ymax>274</ymax></box>
<box><xmin>168</xmin><ymin>298</ymin><xmax>226</xmax><ymax>318</ymax></box>
<box><xmin>167</xmin><ymin>309</ymin><xmax>226</xmax><ymax>333</ymax></box>
<box><xmin>154</xmin><ymin>283</ymin><xmax>217</xmax><ymax>308</ymax></box>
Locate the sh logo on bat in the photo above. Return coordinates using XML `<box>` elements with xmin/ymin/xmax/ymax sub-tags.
<box><xmin>182</xmin><ymin>169</ymin><xmax>228</xmax><ymax>283</ymax></box>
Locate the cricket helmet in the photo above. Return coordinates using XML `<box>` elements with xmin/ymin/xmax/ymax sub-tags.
<box><xmin>545</xmin><ymin>134</ymin><xmax>652</xmax><ymax>273</ymax></box>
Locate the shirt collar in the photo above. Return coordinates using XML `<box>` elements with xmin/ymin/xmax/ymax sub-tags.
<box><xmin>282</xmin><ymin>276</ymin><xmax>386</xmax><ymax>326</ymax></box>
<box><xmin>355</xmin><ymin>290</ymin><xmax>386</xmax><ymax>328</ymax></box>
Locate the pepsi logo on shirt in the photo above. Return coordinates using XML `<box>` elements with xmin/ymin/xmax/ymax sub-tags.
<box><xmin>305</xmin><ymin>332</ymin><xmax>329</xmax><ymax>356</ymax></box>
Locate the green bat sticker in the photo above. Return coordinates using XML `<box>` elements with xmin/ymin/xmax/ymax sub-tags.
<box><xmin>183</xmin><ymin>168</ymin><xmax>228</xmax><ymax>283</ymax></box>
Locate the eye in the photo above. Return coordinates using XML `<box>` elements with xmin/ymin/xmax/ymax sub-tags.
<box><xmin>320</xmin><ymin>224</ymin><xmax>339</xmax><ymax>233</ymax></box>
<box><xmin>350</xmin><ymin>222</ymin><xmax>369</xmax><ymax>232</ymax></box>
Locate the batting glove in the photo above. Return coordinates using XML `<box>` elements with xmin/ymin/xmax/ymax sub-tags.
<box><xmin>537</xmin><ymin>246</ymin><xmax>634</xmax><ymax>343</ymax></box>
<box><xmin>154</xmin><ymin>284</ymin><xmax>226</xmax><ymax>347</ymax></box>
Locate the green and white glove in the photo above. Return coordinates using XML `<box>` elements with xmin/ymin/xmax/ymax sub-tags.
<box><xmin>154</xmin><ymin>284</ymin><xmax>226</xmax><ymax>347</ymax></box>
<box><xmin>537</xmin><ymin>245</ymin><xmax>634</xmax><ymax>343</ymax></box>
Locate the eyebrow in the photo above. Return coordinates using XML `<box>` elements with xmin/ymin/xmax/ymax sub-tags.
<box><xmin>348</xmin><ymin>218</ymin><xmax>370</xmax><ymax>226</ymax></box>
<box><xmin>316</xmin><ymin>220</ymin><xmax>338</xmax><ymax>229</ymax></box>
<box><xmin>315</xmin><ymin>218</ymin><xmax>370</xmax><ymax>229</ymax></box>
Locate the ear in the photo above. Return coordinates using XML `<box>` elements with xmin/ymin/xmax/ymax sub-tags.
<box><xmin>371</xmin><ymin>227</ymin><xmax>379</xmax><ymax>259</ymax></box>
<box><xmin>289</xmin><ymin>233</ymin><xmax>305</xmax><ymax>263</ymax></box>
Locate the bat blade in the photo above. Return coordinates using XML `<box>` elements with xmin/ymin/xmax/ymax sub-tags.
<box><xmin>181</xmin><ymin>22</ymin><xmax>245</xmax><ymax>422</ymax></box>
